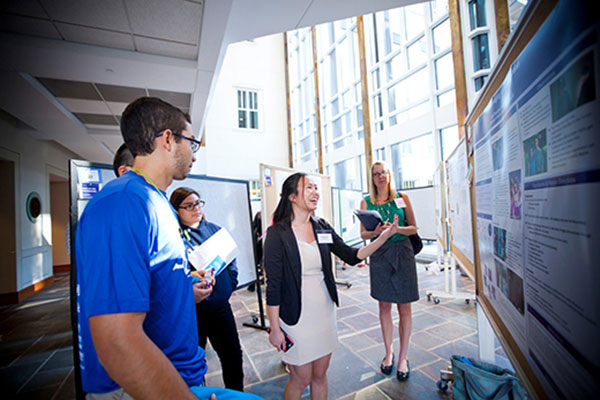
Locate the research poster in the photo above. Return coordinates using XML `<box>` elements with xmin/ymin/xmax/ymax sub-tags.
<box><xmin>446</xmin><ymin>138</ymin><xmax>474</xmax><ymax>264</ymax></box>
<box><xmin>472</xmin><ymin>3</ymin><xmax>599</xmax><ymax>398</ymax></box>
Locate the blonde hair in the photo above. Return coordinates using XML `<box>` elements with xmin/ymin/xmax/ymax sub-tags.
<box><xmin>369</xmin><ymin>161</ymin><xmax>398</xmax><ymax>203</ymax></box>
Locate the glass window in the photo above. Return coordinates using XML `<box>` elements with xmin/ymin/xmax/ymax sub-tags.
<box><xmin>430</xmin><ymin>0</ymin><xmax>449</xmax><ymax>21</ymax></box>
<box><xmin>334</xmin><ymin>158</ymin><xmax>360</xmax><ymax>190</ymax></box>
<box><xmin>376</xmin><ymin>147</ymin><xmax>386</xmax><ymax>161</ymax></box>
<box><xmin>332</xmin><ymin>117</ymin><xmax>342</xmax><ymax>139</ymax></box>
<box><xmin>472</xmin><ymin>33</ymin><xmax>490</xmax><ymax>71</ymax></box>
<box><xmin>390</xmin><ymin>133</ymin><xmax>435</xmax><ymax>189</ymax></box>
<box><xmin>440</xmin><ymin>124</ymin><xmax>459</xmax><ymax>160</ymax></box>
<box><xmin>359</xmin><ymin>155</ymin><xmax>367</xmax><ymax>191</ymax></box>
<box><xmin>328</xmin><ymin>49</ymin><xmax>338</xmax><ymax>96</ymax></box>
<box><xmin>407</xmin><ymin>36</ymin><xmax>427</xmax><ymax>69</ymax></box>
<box><xmin>300</xmin><ymin>135</ymin><xmax>312</xmax><ymax>154</ymax></box>
<box><xmin>386</xmin><ymin>52</ymin><xmax>404</xmax><ymax>81</ymax></box>
<box><xmin>331</xmin><ymin>98</ymin><xmax>340</xmax><ymax>117</ymax></box>
<box><xmin>383</xmin><ymin>10</ymin><xmax>404</xmax><ymax>55</ymax></box>
<box><xmin>405</xmin><ymin>4</ymin><xmax>425</xmax><ymax>41</ymax></box>
<box><xmin>437</xmin><ymin>89</ymin><xmax>456</xmax><ymax>107</ymax></box>
<box><xmin>237</xmin><ymin>89</ymin><xmax>259</xmax><ymax>129</ymax></box>
<box><xmin>469</xmin><ymin>0</ymin><xmax>487</xmax><ymax>30</ymax></box>
<box><xmin>475</xmin><ymin>75</ymin><xmax>487</xmax><ymax>91</ymax></box>
<box><xmin>356</xmin><ymin>106</ymin><xmax>363</xmax><ymax>128</ymax></box>
<box><xmin>372</xmin><ymin>68</ymin><xmax>381</xmax><ymax>90</ymax></box>
<box><xmin>435</xmin><ymin>52</ymin><xmax>454</xmax><ymax>90</ymax></box>
<box><xmin>432</xmin><ymin>19</ymin><xmax>451</xmax><ymax>54</ymax></box>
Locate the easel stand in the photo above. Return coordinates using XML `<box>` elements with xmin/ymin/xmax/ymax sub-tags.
<box><xmin>426</xmin><ymin>252</ymin><xmax>474</xmax><ymax>305</ymax></box>
<box><xmin>425</xmin><ymin>241</ymin><xmax>446</xmax><ymax>273</ymax></box>
<box><xmin>243</xmin><ymin>262</ymin><xmax>268</xmax><ymax>331</ymax></box>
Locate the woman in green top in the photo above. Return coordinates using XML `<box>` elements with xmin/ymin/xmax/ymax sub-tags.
<box><xmin>359</xmin><ymin>161</ymin><xmax>419</xmax><ymax>382</ymax></box>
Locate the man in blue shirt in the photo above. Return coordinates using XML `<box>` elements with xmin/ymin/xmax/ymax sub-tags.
<box><xmin>76</xmin><ymin>97</ymin><xmax>260</xmax><ymax>399</ymax></box>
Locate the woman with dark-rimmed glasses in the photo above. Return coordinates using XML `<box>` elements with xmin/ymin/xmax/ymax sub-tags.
<box><xmin>170</xmin><ymin>186</ymin><xmax>244</xmax><ymax>392</ymax></box>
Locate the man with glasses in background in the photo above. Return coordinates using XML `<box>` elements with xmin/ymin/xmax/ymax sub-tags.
<box><xmin>75</xmin><ymin>97</ymin><xmax>261</xmax><ymax>399</ymax></box>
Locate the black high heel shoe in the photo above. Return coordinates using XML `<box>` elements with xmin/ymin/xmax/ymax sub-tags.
<box><xmin>397</xmin><ymin>359</ymin><xmax>410</xmax><ymax>381</ymax></box>
<box><xmin>380</xmin><ymin>353</ymin><xmax>394</xmax><ymax>375</ymax></box>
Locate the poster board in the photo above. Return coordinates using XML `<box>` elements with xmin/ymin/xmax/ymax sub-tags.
<box><xmin>466</xmin><ymin>1</ymin><xmax>599</xmax><ymax>398</ymax></box>
<box><xmin>259</xmin><ymin>164</ymin><xmax>332</xmax><ymax>233</ymax></box>
<box><xmin>402</xmin><ymin>186</ymin><xmax>435</xmax><ymax>241</ymax></box>
<box><xmin>433</xmin><ymin>162</ymin><xmax>448</xmax><ymax>250</ymax></box>
<box><xmin>445</xmin><ymin>137</ymin><xmax>475</xmax><ymax>278</ymax></box>
<box><xmin>331</xmin><ymin>187</ymin><xmax>363</xmax><ymax>245</ymax></box>
<box><xmin>170</xmin><ymin>174</ymin><xmax>257</xmax><ymax>287</ymax></box>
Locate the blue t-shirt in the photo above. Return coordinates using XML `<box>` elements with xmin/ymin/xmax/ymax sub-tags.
<box><xmin>75</xmin><ymin>171</ymin><xmax>206</xmax><ymax>393</ymax></box>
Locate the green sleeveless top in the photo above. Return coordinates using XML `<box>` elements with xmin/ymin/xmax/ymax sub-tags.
<box><xmin>364</xmin><ymin>193</ymin><xmax>408</xmax><ymax>242</ymax></box>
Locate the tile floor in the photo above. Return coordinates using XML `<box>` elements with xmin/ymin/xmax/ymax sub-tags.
<box><xmin>0</xmin><ymin>246</ymin><xmax>513</xmax><ymax>399</ymax></box>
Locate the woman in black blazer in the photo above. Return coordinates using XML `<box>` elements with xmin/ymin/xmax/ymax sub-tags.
<box><xmin>264</xmin><ymin>172</ymin><xmax>396</xmax><ymax>400</ymax></box>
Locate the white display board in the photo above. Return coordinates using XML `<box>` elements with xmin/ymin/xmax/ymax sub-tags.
<box><xmin>433</xmin><ymin>163</ymin><xmax>447</xmax><ymax>248</ymax></box>
<box><xmin>402</xmin><ymin>186</ymin><xmax>435</xmax><ymax>241</ymax></box>
<box><xmin>331</xmin><ymin>187</ymin><xmax>363</xmax><ymax>244</ymax></box>
<box><xmin>169</xmin><ymin>175</ymin><xmax>256</xmax><ymax>287</ymax></box>
<box><xmin>446</xmin><ymin>137</ymin><xmax>474</xmax><ymax>264</ymax></box>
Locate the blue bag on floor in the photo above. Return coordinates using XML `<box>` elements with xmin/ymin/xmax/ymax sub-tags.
<box><xmin>191</xmin><ymin>386</ymin><xmax>264</xmax><ymax>400</ymax></box>
<box><xmin>451</xmin><ymin>355</ymin><xmax>528</xmax><ymax>400</ymax></box>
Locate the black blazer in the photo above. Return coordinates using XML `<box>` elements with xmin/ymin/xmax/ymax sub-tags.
<box><xmin>264</xmin><ymin>216</ymin><xmax>361</xmax><ymax>325</ymax></box>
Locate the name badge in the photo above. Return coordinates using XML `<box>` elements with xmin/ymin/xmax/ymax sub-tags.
<box><xmin>316</xmin><ymin>231</ymin><xmax>333</xmax><ymax>244</ymax></box>
<box><xmin>394</xmin><ymin>197</ymin><xmax>406</xmax><ymax>208</ymax></box>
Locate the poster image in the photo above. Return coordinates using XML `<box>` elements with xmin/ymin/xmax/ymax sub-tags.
<box><xmin>523</xmin><ymin>129</ymin><xmax>547</xmax><ymax>177</ymax></box>
<box><xmin>509</xmin><ymin>170</ymin><xmax>522</xmax><ymax>220</ymax></box>
<box><xmin>549</xmin><ymin>50</ymin><xmax>596</xmax><ymax>122</ymax></box>
<box><xmin>493</xmin><ymin>226</ymin><xmax>507</xmax><ymax>261</ymax></box>
<box><xmin>492</xmin><ymin>137</ymin><xmax>505</xmax><ymax>171</ymax></box>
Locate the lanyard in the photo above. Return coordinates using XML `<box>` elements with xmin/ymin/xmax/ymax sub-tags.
<box><xmin>131</xmin><ymin>167</ymin><xmax>169</xmax><ymax>203</ymax></box>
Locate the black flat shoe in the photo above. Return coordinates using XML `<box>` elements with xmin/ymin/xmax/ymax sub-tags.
<box><xmin>397</xmin><ymin>359</ymin><xmax>410</xmax><ymax>381</ymax></box>
<box><xmin>380</xmin><ymin>353</ymin><xmax>394</xmax><ymax>375</ymax></box>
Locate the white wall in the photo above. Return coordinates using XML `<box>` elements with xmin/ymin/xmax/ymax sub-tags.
<box><xmin>0</xmin><ymin>115</ymin><xmax>77</xmax><ymax>291</ymax></box>
<box><xmin>201</xmin><ymin>33</ymin><xmax>289</xmax><ymax>180</ymax></box>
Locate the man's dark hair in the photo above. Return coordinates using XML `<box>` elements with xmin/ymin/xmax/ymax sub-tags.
<box><xmin>120</xmin><ymin>97</ymin><xmax>188</xmax><ymax>157</ymax></box>
<box><xmin>112</xmin><ymin>143</ymin><xmax>134</xmax><ymax>177</ymax></box>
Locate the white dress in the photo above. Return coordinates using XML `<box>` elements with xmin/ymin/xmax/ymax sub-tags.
<box><xmin>280</xmin><ymin>240</ymin><xmax>338</xmax><ymax>365</ymax></box>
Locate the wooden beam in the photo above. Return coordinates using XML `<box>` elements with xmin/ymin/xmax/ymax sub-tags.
<box><xmin>311</xmin><ymin>27</ymin><xmax>324</xmax><ymax>174</ymax></box>
<box><xmin>283</xmin><ymin>32</ymin><xmax>294</xmax><ymax>168</ymax></box>
<box><xmin>356</xmin><ymin>16</ymin><xmax>373</xmax><ymax>188</ymax></box>
<box><xmin>448</xmin><ymin>0</ymin><xmax>469</xmax><ymax>139</ymax></box>
<box><xmin>494</xmin><ymin>0</ymin><xmax>511</xmax><ymax>52</ymax></box>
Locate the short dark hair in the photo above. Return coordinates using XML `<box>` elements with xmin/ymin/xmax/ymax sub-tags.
<box><xmin>112</xmin><ymin>143</ymin><xmax>134</xmax><ymax>177</ymax></box>
<box><xmin>120</xmin><ymin>97</ymin><xmax>187</xmax><ymax>157</ymax></box>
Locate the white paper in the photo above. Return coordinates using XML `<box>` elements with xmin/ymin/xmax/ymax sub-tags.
<box><xmin>186</xmin><ymin>228</ymin><xmax>238</xmax><ymax>276</ymax></box>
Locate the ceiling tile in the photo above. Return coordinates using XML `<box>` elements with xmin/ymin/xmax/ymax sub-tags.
<box><xmin>0</xmin><ymin>14</ymin><xmax>62</xmax><ymax>39</ymax></box>
<box><xmin>106</xmin><ymin>101</ymin><xmax>129</xmax><ymax>116</ymax></box>
<box><xmin>55</xmin><ymin>22</ymin><xmax>135</xmax><ymax>51</ymax></box>
<box><xmin>40</xmin><ymin>0</ymin><xmax>131</xmax><ymax>32</ymax></box>
<box><xmin>74</xmin><ymin>113</ymin><xmax>119</xmax><ymax>126</ymax></box>
<box><xmin>95</xmin><ymin>84</ymin><xmax>147</xmax><ymax>103</ymax></box>
<box><xmin>1</xmin><ymin>0</ymin><xmax>49</xmax><ymax>19</ymax></box>
<box><xmin>126</xmin><ymin>0</ymin><xmax>202</xmax><ymax>44</ymax></box>
<box><xmin>57</xmin><ymin>98</ymin><xmax>112</xmax><ymax>114</ymax></box>
<box><xmin>147</xmin><ymin>90</ymin><xmax>191</xmax><ymax>109</ymax></box>
<box><xmin>38</xmin><ymin>78</ymin><xmax>101</xmax><ymax>100</ymax></box>
<box><xmin>134</xmin><ymin>36</ymin><xmax>197</xmax><ymax>60</ymax></box>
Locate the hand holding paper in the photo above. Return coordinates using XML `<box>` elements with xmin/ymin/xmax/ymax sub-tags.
<box><xmin>187</xmin><ymin>228</ymin><xmax>238</xmax><ymax>277</ymax></box>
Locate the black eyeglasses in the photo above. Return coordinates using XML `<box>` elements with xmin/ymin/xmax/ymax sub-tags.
<box><xmin>155</xmin><ymin>131</ymin><xmax>201</xmax><ymax>153</ymax></box>
<box><xmin>178</xmin><ymin>199</ymin><xmax>205</xmax><ymax>211</ymax></box>
<box><xmin>372</xmin><ymin>171</ymin><xmax>389</xmax><ymax>178</ymax></box>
